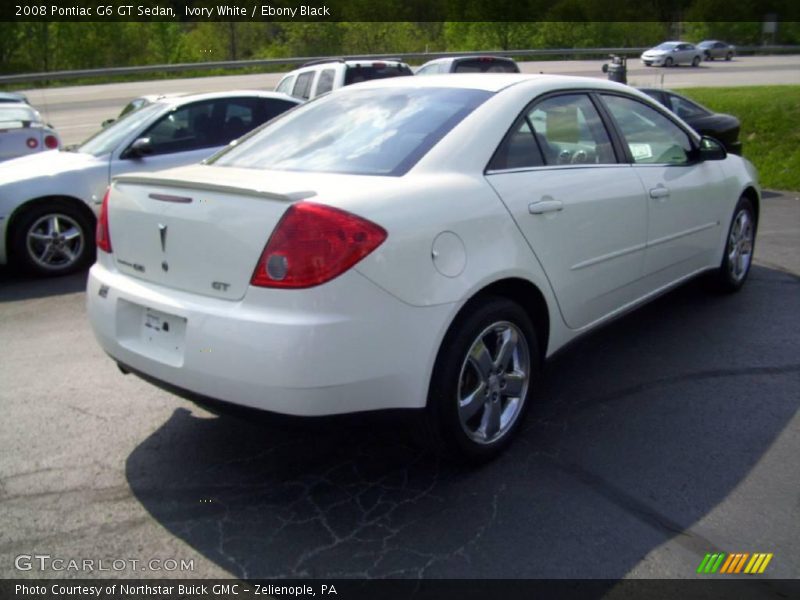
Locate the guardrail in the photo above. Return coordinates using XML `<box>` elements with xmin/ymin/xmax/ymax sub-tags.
<box><xmin>1</xmin><ymin>45</ymin><xmax>798</xmax><ymax>85</ymax></box>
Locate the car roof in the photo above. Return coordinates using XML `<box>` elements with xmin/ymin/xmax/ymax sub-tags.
<box><xmin>157</xmin><ymin>90</ymin><xmax>301</xmax><ymax>107</ymax></box>
<box><xmin>350</xmin><ymin>73</ymin><xmax>639</xmax><ymax>95</ymax></box>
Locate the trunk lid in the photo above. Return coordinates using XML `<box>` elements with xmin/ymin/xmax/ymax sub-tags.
<box><xmin>108</xmin><ymin>165</ymin><xmax>319</xmax><ymax>301</ymax></box>
<box><xmin>0</xmin><ymin>126</ymin><xmax>42</xmax><ymax>161</ymax></box>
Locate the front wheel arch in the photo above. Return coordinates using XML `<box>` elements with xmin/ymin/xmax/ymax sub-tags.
<box><xmin>7</xmin><ymin>196</ymin><xmax>97</xmax><ymax>272</ymax></box>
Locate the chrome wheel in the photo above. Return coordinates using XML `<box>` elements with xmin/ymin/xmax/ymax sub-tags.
<box><xmin>457</xmin><ymin>321</ymin><xmax>530</xmax><ymax>445</ymax></box>
<box><xmin>727</xmin><ymin>209</ymin><xmax>754</xmax><ymax>283</ymax></box>
<box><xmin>26</xmin><ymin>213</ymin><xmax>84</xmax><ymax>270</ymax></box>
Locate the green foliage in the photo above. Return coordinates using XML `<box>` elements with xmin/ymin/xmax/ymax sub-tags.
<box><xmin>681</xmin><ymin>86</ymin><xmax>800</xmax><ymax>191</ymax></box>
<box><xmin>0</xmin><ymin>17</ymin><xmax>797</xmax><ymax>77</ymax></box>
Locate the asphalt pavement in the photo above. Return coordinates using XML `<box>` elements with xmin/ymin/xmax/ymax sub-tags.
<box><xmin>0</xmin><ymin>191</ymin><xmax>798</xmax><ymax>582</ymax></box>
<box><xmin>20</xmin><ymin>55</ymin><xmax>800</xmax><ymax>146</ymax></box>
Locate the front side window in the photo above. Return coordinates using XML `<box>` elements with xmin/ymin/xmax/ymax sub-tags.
<box><xmin>210</xmin><ymin>87</ymin><xmax>491</xmax><ymax>176</ymax></box>
<box><xmin>602</xmin><ymin>94</ymin><xmax>694</xmax><ymax>165</ymax></box>
<box><xmin>525</xmin><ymin>94</ymin><xmax>616</xmax><ymax>166</ymax></box>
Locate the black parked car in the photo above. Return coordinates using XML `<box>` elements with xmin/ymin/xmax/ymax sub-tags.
<box><xmin>639</xmin><ymin>87</ymin><xmax>742</xmax><ymax>155</ymax></box>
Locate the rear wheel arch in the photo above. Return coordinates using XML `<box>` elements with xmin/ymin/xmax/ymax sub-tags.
<box><xmin>437</xmin><ymin>277</ymin><xmax>551</xmax><ymax>369</ymax></box>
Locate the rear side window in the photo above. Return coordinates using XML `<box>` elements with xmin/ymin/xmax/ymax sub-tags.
<box><xmin>292</xmin><ymin>72</ymin><xmax>315</xmax><ymax>100</ymax></box>
<box><xmin>222</xmin><ymin>98</ymin><xmax>298</xmax><ymax>139</ymax></box>
<box><xmin>344</xmin><ymin>63</ymin><xmax>413</xmax><ymax>86</ymax></box>
<box><xmin>666</xmin><ymin>93</ymin><xmax>710</xmax><ymax>120</ymax></box>
<box><xmin>315</xmin><ymin>69</ymin><xmax>335</xmax><ymax>95</ymax></box>
<box><xmin>453</xmin><ymin>58</ymin><xmax>519</xmax><ymax>73</ymax></box>
<box><xmin>211</xmin><ymin>87</ymin><xmax>491</xmax><ymax>176</ymax></box>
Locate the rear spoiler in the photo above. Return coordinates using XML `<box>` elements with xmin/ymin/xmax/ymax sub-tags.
<box><xmin>113</xmin><ymin>173</ymin><xmax>316</xmax><ymax>203</ymax></box>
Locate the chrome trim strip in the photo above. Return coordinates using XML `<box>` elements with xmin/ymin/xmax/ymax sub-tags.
<box><xmin>570</xmin><ymin>221</ymin><xmax>719</xmax><ymax>271</ymax></box>
<box><xmin>571</xmin><ymin>242</ymin><xmax>647</xmax><ymax>271</ymax></box>
<box><xmin>486</xmin><ymin>164</ymin><xmax>629</xmax><ymax>176</ymax></box>
<box><xmin>648</xmin><ymin>221</ymin><xmax>719</xmax><ymax>248</ymax></box>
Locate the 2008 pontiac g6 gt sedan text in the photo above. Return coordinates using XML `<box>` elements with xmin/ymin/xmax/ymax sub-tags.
<box><xmin>87</xmin><ymin>75</ymin><xmax>759</xmax><ymax>461</ymax></box>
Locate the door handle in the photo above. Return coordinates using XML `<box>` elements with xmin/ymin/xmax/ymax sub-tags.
<box><xmin>649</xmin><ymin>185</ymin><xmax>670</xmax><ymax>200</ymax></box>
<box><xmin>528</xmin><ymin>200</ymin><xmax>563</xmax><ymax>214</ymax></box>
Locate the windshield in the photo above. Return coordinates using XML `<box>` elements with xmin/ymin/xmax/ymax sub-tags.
<box><xmin>654</xmin><ymin>42</ymin><xmax>679</xmax><ymax>51</ymax></box>
<box><xmin>0</xmin><ymin>105</ymin><xmax>39</xmax><ymax>124</ymax></box>
<box><xmin>77</xmin><ymin>103</ymin><xmax>163</xmax><ymax>156</ymax></box>
<box><xmin>210</xmin><ymin>87</ymin><xmax>491</xmax><ymax>176</ymax></box>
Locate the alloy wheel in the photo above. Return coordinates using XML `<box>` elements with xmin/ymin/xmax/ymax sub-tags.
<box><xmin>25</xmin><ymin>213</ymin><xmax>84</xmax><ymax>270</ymax></box>
<box><xmin>727</xmin><ymin>209</ymin><xmax>754</xmax><ymax>283</ymax></box>
<box><xmin>457</xmin><ymin>321</ymin><xmax>530</xmax><ymax>445</ymax></box>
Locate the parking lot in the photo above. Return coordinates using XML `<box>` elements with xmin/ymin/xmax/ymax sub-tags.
<box><xmin>0</xmin><ymin>189</ymin><xmax>797</xmax><ymax>581</ymax></box>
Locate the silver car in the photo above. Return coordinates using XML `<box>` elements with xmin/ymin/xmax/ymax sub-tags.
<box><xmin>0</xmin><ymin>91</ymin><xmax>300</xmax><ymax>276</ymax></box>
<box><xmin>641</xmin><ymin>42</ymin><xmax>703</xmax><ymax>67</ymax></box>
<box><xmin>697</xmin><ymin>40</ymin><xmax>736</xmax><ymax>61</ymax></box>
<box><xmin>0</xmin><ymin>103</ymin><xmax>61</xmax><ymax>162</ymax></box>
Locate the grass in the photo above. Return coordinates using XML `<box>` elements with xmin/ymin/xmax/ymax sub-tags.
<box><xmin>679</xmin><ymin>86</ymin><xmax>800</xmax><ymax>191</ymax></box>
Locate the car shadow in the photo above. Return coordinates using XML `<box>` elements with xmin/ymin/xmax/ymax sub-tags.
<box><xmin>0</xmin><ymin>266</ymin><xmax>88</xmax><ymax>302</ymax></box>
<box><xmin>125</xmin><ymin>266</ymin><xmax>800</xmax><ymax>579</ymax></box>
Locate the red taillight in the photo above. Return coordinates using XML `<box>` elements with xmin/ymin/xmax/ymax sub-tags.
<box><xmin>96</xmin><ymin>188</ymin><xmax>112</xmax><ymax>253</ymax></box>
<box><xmin>44</xmin><ymin>135</ymin><xmax>59</xmax><ymax>149</ymax></box>
<box><xmin>372</xmin><ymin>62</ymin><xmax>386</xmax><ymax>68</ymax></box>
<box><xmin>26</xmin><ymin>137</ymin><xmax>38</xmax><ymax>149</ymax></box>
<box><xmin>251</xmin><ymin>202</ymin><xmax>387</xmax><ymax>289</ymax></box>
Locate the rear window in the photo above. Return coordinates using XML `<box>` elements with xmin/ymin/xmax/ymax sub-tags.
<box><xmin>210</xmin><ymin>87</ymin><xmax>491</xmax><ymax>177</ymax></box>
<box><xmin>344</xmin><ymin>63</ymin><xmax>413</xmax><ymax>86</ymax></box>
<box><xmin>453</xmin><ymin>58</ymin><xmax>519</xmax><ymax>73</ymax></box>
<box><xmin>0</xmin><ymin>105</ymin><xmax>39</xmax><ymax>125</ymax></box>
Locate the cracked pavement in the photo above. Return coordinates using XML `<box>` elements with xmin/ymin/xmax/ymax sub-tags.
<box><xmin>0</xmin><ymin>192</ymin><xmax>798</xmax><ymax>580</ymax></box>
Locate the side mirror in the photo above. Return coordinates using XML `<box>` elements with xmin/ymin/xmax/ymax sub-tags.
<box><xmin>698</xmin><ymin>136</ymin><xmax>727</xmax><ymax>161</ymax></box>
<box><xmin>101</xmin><ymin>118</ymin><xmax>115</xmax><ymax>128</ymax></box>
<box><xmin>123</xmin><ymin>137</ymin><xmax>152</xmax><ymax>159</ymax></box>
<box><xmin>601</xmin><ymin>63</ymin><xmax>609</xmax><ymax>73</ymax></box>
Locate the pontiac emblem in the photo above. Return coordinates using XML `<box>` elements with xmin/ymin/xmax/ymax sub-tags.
<box><xmin>158</xmin><ymin>223</ymin><xmax>168</xmax><ymax>252</ymax></box>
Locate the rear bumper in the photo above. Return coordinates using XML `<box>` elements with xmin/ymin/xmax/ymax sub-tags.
<box><xmin>87</xmin><ymin>258</ymin><xmax>455</xmax><ymax>416</ymax></box>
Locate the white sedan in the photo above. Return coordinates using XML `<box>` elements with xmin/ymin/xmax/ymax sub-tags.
<box><xmin>641</xmin><ymin>41</ymin><xmax>703</xmax><ymax>67</ymax></box>
<box><xmin>0</xmin><ymin>91</ymin><xmax>300</xmax><ymax>276</ymax></box>
<box><xmin>87</xmin><ymin>75</ymin><xmax>759</xmax><ymax>461</ymax></box>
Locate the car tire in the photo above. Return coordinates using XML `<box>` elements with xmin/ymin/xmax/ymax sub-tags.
<box><xmin>726</xmin><ymin>52</ymin><xmax>733</xmax><ymax>61</ymax></box>
<box><xmin>664</xmin><ymin>57</ymin><xmax>673</xmax><ymax>68</ymax></box>
<box><xmin>704</xmin><ymin>51</ymin><xmax>712</xmax><ymax>61</ymax></box>
<box><xmin>714</xmin><ymin>196</ymin><xmax>756</xmax><ymax>293</ymax></box>
<box><xmin>692</xmin><ymin>56</ymin><xmax>701</xmax><ymax>67</ymax></box>
<box><xmin>424</xmin><ymin>296</ymin><xmax>540</xmax><ymax>463</ymax></box>
<box><xmin>11</xmin><ymin>200</ymin><xmax>95</xmax><ymax>277</ymax></box>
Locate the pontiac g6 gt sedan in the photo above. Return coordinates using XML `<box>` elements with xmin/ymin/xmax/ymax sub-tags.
<box><xmin>0</xmin><ymin>91</ymin><xmax>300</xmax><ymax>276</ymax></box>
<box><xmin>87</xmin><ymin>75</ymin><xmax>760</xmax><ymax>461</ymax></box>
